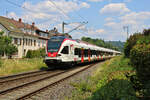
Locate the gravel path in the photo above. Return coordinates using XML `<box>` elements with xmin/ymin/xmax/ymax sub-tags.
<box><xmin>27</xmin><ymin>62</ymin><xmax>104</xmax><ymax>100</ymax></box>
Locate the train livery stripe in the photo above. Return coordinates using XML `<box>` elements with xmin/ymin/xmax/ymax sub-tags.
<box><xmin>97</xmin><ymin>55</ymin><xmax>99</xmax><ymax>60</ymax></box>
<box><xmin>81</xmin><ymin>48</ymin><xmax>84</xmax><ymax>62</ymax></box>
<box><xmin>88</xmin><ymin>49</ymin><xmax>91</xmax><ymax>62</ymax></box>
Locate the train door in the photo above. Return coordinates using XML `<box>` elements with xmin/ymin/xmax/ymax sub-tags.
<box><xmin>69</xmin><ymin>44</ymin><xmax>74</xmax><ymax>61</ymax></box>
<box><xmin>61</xmin><ymin>46</ymin><xmax>70</xmax><ymax>62</ymax></box>
<box><xmin>100</xmin><ymin>51</ymin><xmax>103</xmax><ymax>60</ymax></box>
<box><xmin>88</xmin><ymin>49</ymin><xmax>91</xmax><ymax>62</ymax></box>
<box><xmin>81</xmin><ymin>48</ymin><xmax>84</xmax><ymax>62</ymax></box>
<box><xmin>97</xmin><ymin>51</ymin><xmax>99</xmax><ymax>60</ymax></box>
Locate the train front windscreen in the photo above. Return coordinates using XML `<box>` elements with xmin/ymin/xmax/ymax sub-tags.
<box><xmin>47</xmin><ymin>36</ymin><xmax>65</xmax><ymax>53</ymax></box>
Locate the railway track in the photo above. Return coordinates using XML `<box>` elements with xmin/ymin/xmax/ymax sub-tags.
<box><xmin>0</xmin><ymin>70</ymin><xmax>46</xmax><ymax>83</ymax></box>
<box><xmin>0</xmin><ymin>63</ymin><xmax>97</xmax><ymax>100</ymax></box>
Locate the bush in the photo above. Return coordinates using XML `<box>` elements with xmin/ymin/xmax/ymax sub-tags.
<box><xmin>124</xmin><ymin>33</ymin><xmax>143</xmax><ymax>57</ymax></box>
<box><xmin>130</xmin><ymin>44</ymin><xmax>150</xmax><ymax>83</ymax></box>
<box><xmin>90</xmin><ymin>79</ymin><xmax>138</xmax><ymax>100</ymax></box>
<box><xmin>26</xmin><ymin>48</ymin><xmax>46</xmax><ymax>58</ymax></box>
<box><xmin>143</xmin><ymin>80</ymin><xmax>150</xmax><ymax>96</ymax></box>
<box><xmin>143</xmin><ymin>29</ymin><xmax>150</xmax><ymax>36</ymax></box>
<box><xmin>26</xmin><ymin>50</ymin><xmax>32</xmax><ymax>58</ymax></box>
<box><xmin>136</xmin><ymin>35</ymin><xmax>150</xmax><ymax>45</ymax></box>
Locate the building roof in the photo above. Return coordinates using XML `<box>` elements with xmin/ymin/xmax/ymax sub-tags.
<box><xmin>0</xmin><ymin>16</ymin><xmax>39</xmax><ymax>32</ymax></box>
<box><xmin>0</xmin><ymin>16</ymin><xmax>21</xmax><ymax>33</ymax></box>
<box><xmin>0</xmin><ymin>16</ymin><xmax>49</xmax><ymax>40</ymax></box>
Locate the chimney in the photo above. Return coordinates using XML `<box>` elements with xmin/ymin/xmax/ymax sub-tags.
<box><xmin>19</xmin><ymin>18</ymin><xmax>22</xmax><ymax>23</ymax></box>
<box><xmin>32</xmin><ymin>22</ymin><xmax>35</xmax><ymax>27</ymax></box>
<box><xmin>46</xmin><ymin>29</ymin><xmax>48</xmax><ymax>32</ymax></box>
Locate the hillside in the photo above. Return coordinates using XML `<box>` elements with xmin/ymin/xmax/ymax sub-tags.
<box><xmin>106</xmin><ymin>41</ymin><xmax>125</xmax><ymax>52</ymax></box>
<box><xmin>81</xmin><ymin>37</ymin><xmax>124</xmax><ymax>52</ymax></box>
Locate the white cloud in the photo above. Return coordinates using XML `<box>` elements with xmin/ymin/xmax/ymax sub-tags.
<box><xmin>88</xmin><ymin>0</ymin><xmax>132</xmax><ymax>3</ymax></box>
<box><xmin>104</xmin><ymin>22</ymin><xmax>117</xmax><ymax>27</ymax></box>
<box><xmin>96</xmin><ymin>29</ymin><xmax>105</xmax><ymax>33</ymax></box>
<box><xmin>80</xmin><ymin>2</ymin><xmax>90</xmax><ymax>8</ymax></box>
<box><xmin>120</xmin><ymin>12</ymin><xmax>150</xmax><ymax>23</ymax></box>
<box><xmin>124</xmin><ymin>0</ymin><xmax>132</xmax><ymax>2</ymax></box>
<box><xmin>18</xmin><ymin>0</ymin><xmax>90</xmax><ymax>30</ymax></box>
<box><xmin>102</xmin><ymin>11</ymin><xmax>150</xmax><ymax>41</ymax></box>
<box><xmin>105</xmin><ymin>17</ymin><xmax>114</xmax><ymax>22</ymax></box>
<box><xmin>88</xmin><ymin>0</ymin><xmax>103</xmax><ymax>2</ymax></box>
<box><xmin>8</xmin><ymin>12</ymin><xmax>18</xmax><ymax>19</ymax></box>
<box><xmin>100</xmin><ymin>3</ymin><xmax>130</xmax><ymax>15</ymax></box>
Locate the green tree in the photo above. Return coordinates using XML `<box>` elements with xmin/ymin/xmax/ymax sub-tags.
<box><xmin>81</xmin><ymin>37</ymin><xmax>119</xmax><ymax>51</ymax></box>
<box><xmin>143</xmin><ymin>28</ymin><xmax>150</xmax><ymax>36</ymax></box>
<box><xmin>0</xmin><ymin>31</ymin><xmax>17</xmax><ymax>58</ymax></box>
<box><xmin>124</xmin><ymin>33</ymin><xmax>143</xmax><ymax>57</ymax></box>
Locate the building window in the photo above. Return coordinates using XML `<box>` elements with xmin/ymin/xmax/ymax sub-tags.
<box><xmin>20</xmin><ymin>38</ymin><xmax>22</xmax><ymax>45</ymax></box>
<box><xmin>38</xmin><ymin>40</ymin><xmax>40</xmax><ymax>47</ymax></box>
<box><xmin>26</xmin><ymin>39</ymin><xmax>28</xmax><ymax>45</ymax></box>
<box><xmin>31</xmin><ymin>30</ymin><xmax>34</xmax><ymax>35</ymax></box>
<box><xmin>42</xmin><ymin>40</ymin><xmax>44</xmax><ymax>47</ymax></box>
<box><xmin>23</xmin><ymin>38</ymin><xmax>25</xmax><ymax>45</ymax></box>
<box><xmin>34</xmin><ymin>40</ymin><xmax>36</xmax><ymax>46</ymax></box>
<box><xmin>24</xmin><ymin>49</ymin><xmax>26</xmax><ymax>56</ymax></box>
<box><xmin>14</xmin><ymin>38</ymin><xmax>18</xmax><ymax>44</ymax></box>
<box><xmin>28</xmin><ymin>39</ymin><xmax>30</xmax><ymax>46</ymax></box>
<box><xmin>17</xmin><ymin>38</ymin><xmax>20</xmax><ymax>45</ymax></box>
<box><xmin>31</xmin><ymin>39</ymin><xmax>32</xmax><ymax>46</ymax></box>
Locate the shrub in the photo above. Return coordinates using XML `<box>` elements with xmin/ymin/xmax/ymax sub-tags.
<box><xmin>26</xmin><ymin>48</ymin><xmax>46</xmax><ymax>58</ymax></box>
<box><xmin>124</xmin><ymin>33</ymin><xmax>143</xmax><ymax>57</ymax></box>
<box><xmin>143</xmin><ymin>29</ymin><xmax>150</xmax><ymax>36</ymax></box>
<box><xmin>26</xmin><ymin>50</ymin><xmax>32</xmax><ymax>58</ymax></box>
<box><xmin>130</xmin><ymin>44</ymin><xmax>150</xmax><ymax>84</ymax></box>
<box><xmin>143</xmin><ymin>80</ymin><xmax>150</xmax><ymax>96</ymax></box>
<box><xmin>136</xmin><ymin>35</ymin><xmax>150</xmax><ymax>45</ymax></box>
<box><xmin>90</xmin><ymin>79</ymin><xmax>138</xmax><ymax>100</ymax></box>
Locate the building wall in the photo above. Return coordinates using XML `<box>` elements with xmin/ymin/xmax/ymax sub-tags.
<box><xmin>10</xmin><ymin>34</ymin><xmax>47</xmax><ymax>58</ymax></box>
<box><xmin>0</xmin><ymin>24</ymin><xmax>47</xmax><ymax>58</ymax></box>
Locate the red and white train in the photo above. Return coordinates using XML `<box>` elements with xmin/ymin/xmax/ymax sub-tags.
<box><xmin>44</xmin><ymin>36</ymin><xmax>121</xmax><ymax>67</ymax></box>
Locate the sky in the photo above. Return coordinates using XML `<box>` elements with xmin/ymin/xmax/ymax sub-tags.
<box><xmin>0</xmin><ymin>0</ymin><xmax>150</xmax><ymax>41</ymax></box>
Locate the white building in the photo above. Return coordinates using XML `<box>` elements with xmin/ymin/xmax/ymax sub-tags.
<box><xmin>0</xmin><ymin>16</ymin><xmax>49</xmax><ymax>58</ymax></box>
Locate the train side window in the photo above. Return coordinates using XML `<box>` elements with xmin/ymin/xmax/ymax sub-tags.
<box><xmin>75</xmin><ymin>48</ymin><xmax>78</xmax><ymax>55</ymax></box>
<box><xmin>79</xmin><ymin>49</ymin><xmax>81</xmax><ymax>57</ymax></box>
<box><xmin>61</xmin><ymin>46</ymin><xmax>69</xmax><ymax>54</ymax></box>
<box><xmin>84</xmin><ymin>49</ymin><xmax>88</xmax><ymax>57</ymax></box>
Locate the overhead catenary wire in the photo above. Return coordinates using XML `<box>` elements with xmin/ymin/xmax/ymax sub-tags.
<box><xmin>5</xmin><ymin>0</ymin><xmax>89</xmax><ymax>32</ymax></box>
<box><xmin>48</xmin><ymin>0</ymin><xmax>88</xmax><ymax>23</ymax></box>
<box><xmin>5</xmin><ymin>0</ymin><xmax>51</xmax><ymax>29</ymax></box>
<box><xmin>68</xmin><ymin>5</ymin><xmax>88</xmax><ymax>23</ymax></box>
<box><xmin>48</xmin><ymin>0</ymin><xmax>72</xmax><ymax>20</ymax></box>
<box><xmin>5</xmin><ymin>0</ymin><xmax>36</xmax><ymax>13</ymax></box>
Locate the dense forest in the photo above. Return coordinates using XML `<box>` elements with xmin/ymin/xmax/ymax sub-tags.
<box><xmin>81</xmin><ymin>37</ymin><xmax>124</xmax><ymax>52</ymax></box>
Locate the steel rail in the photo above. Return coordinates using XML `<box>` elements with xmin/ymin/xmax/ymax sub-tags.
<box><xmin>16</xmin><ymin>63</ymin><xmax>97</xmax><ymax>100</ymax></box>
<box><xmin>0</xmin><ymin>70</ymin><xmax>66</xmax><ymax>95</ymax></box>
<box><xmin>0</xmin><ymin>71</ymin><xmax>52</xmax><ymax>84</ymax></box>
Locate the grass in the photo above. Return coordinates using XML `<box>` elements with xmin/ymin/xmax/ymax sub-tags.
<box><xmin>68</xmin><ymin>56</ymin><xmax>138</xmax><ymax>100</ymax></box>
<box><xmin>0</xmin><ymin>58</ymin><xmax>47</xmax><ymax>76</ymax></box>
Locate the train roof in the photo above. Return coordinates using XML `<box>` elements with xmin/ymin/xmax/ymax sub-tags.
<box><xmin>50</xmin><ymin>36</ymin><xmax>121</xmax><ymax>54</ymax></box>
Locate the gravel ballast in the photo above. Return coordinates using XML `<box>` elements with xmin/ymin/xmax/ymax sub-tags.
<box><xmin>28</xmin><ymin>62</ymin><xmax>104</xmax><ymax>100</ymax></box>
